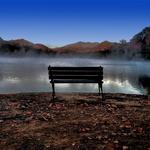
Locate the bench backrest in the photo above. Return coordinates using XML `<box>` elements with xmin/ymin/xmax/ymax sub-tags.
<box><xmin>48</xmin><ymin>66</ymin><xmax>103</xmax><ymax>81</ymax></box>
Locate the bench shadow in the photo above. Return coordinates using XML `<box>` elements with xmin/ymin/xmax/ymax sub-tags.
<box><xmin>49</xmin><ymin>94</ymin><xmax>105</xmax><ymax>105</ymax></box>
<box><xmin>50</xmin><ymin>96</ymin><xmax>66</xmax><ymax>102</ymax></box>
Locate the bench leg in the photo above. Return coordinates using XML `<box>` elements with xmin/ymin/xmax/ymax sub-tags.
<box><xmin>51</xmin><ymin>82</ymin><xmax>55</xmax><ymax>100</ymax></box>
<box><xmin>98</xmin><ymin>83</ymin><xmax>101</xmax><ymax>96</ymax></box>
<box><xmin>98</xmin><ymin>83</ymin><xmax>104</xmax><ymax>101</ymax></box>
<box><xmin>100</xmin><ymin>84</ymin><xmax>104</xmax><ymax>101</ymax></box>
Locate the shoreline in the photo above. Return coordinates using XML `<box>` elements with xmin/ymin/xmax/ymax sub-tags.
<box><xmin>0</xmin><ymin>92</ymin><xmax>148</xmax><ymax>96</ymax></box>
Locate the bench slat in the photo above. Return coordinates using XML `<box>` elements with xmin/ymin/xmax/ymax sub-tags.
<box><xmin>50</xmin><ymin>71</ymin><xmax>102</xmax><ymax>75</ymax></box>
<box><xmin>51</xmin><ymin>79</ymin><xmax>103</xmax><ymax>83</ymax></box>
<box><xmin>49</xmin><ymin>75</ymin><xmax>103</xmax><ymax>80</ymax></box>
<box><xmin>48</xmin><ymin>66</ymin><xmax>103</xmax><ymax>71</ymax></box>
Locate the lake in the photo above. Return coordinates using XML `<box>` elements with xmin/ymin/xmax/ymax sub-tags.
<box><xmin>0</xmin><ymin>56</ymin><xmax>150</xmax><ymax>95</ymax></box>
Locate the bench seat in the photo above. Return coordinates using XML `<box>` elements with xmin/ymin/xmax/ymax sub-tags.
<box><xmin>50</xmin><ymin>79</ymin><xmax>103</xmax><ymax>83</ymax></box>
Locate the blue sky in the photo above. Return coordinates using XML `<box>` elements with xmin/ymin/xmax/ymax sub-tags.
<box><xmin>0</xmin><ymin>0</ymin><xmax>150</xmax><ymax>46</ymax></box>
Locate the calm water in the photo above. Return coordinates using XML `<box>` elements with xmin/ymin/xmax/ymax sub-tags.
<box><xmin>0</xmin><ymin>56</ymin><xmax>150</xmax><ymax>95</ymax></box>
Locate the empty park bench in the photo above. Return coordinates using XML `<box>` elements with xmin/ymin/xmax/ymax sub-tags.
<box><xmin>48</xmin><ymin>66</ymin><xmax>104</xmax><ymax>101</ymax></box>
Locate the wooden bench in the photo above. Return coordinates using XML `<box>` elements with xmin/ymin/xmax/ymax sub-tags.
<box><xmin>48</xmin><ymin>66</ymin><xmax>104</xmax><ymax>100</ymax></box>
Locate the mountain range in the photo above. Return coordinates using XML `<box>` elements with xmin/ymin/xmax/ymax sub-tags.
<box><xmin>0</xmin><ymin>26</ymin><xmax>150</xmax><ymax>59</ymax></box>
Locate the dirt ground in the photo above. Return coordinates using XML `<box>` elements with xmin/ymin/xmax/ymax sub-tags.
<box><xmin>0</xmin><ymin>93</ymin><xmax>150</xmax><ymax>150</ymax></box>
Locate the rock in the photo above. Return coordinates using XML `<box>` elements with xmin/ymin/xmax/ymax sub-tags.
<box><xmin>0</xmin><ymin>119</ymin><xmax>4</xmax><ymax>123</ymax></box>
<box><xmin>121</xmin><ymin>116</ymin><xmax>127</xmax><ymax>122</ymax></box>
<box><xmin>123</xmin><ymin>145</ymin><xmax>128</xmax><ymax>150</ymax></box>
<box><xmin>25</xmin><ymin>111</ymin><xmax>32</xmax><ymax>116</ymax></box>
<box><xmin>20</xmin><ymin>105</ymin><xmax>26</xmax><ymax>110</ymax></box>
<box><xmin>96</xmin><ymin>135</ymin><xmax>102</xmax><ymax>140</ymax></box>
<box><xmin>111</xmin><ymin>104</ymin><xmax>117</xmax><ymax>109</ymax></box>
<box><xmin>104</xmin><ymin>142</ymin><xmax>115</xmax><ymax>150</ymax></box>
<box><xmin>123</xmin><ymin>133</ymin><xmax>128</xmax><ymax>136</ymax></box>
<box><xmin>113</xmin><ymin>140</ymin><xmax>119</xmax><ymax>144</ymax></box>
<box><xmin>136</xmin><ymin>127</ymin><xmax>144</xmax><ymax>133</ymax></box>
<box><xmin>104</xmin><ymin>135</ymin><xmax>108</xmax><ymax>139</ymax></box>
<box><xmin>125</xmin><ymin>125</ymin><xmax>132</xmax><ymax>129</ymax></box>
<box><xmin>111</xmin><ymin>132</ymin><xmax>117</xmax><ymax>136</ymax></box>
<box><xmin>72</xmin><ymin>142</ymin><xmax>76</xmax><ymax>146</ymax></box>
<box><xmin>25</xmin><ymin>116</ymin><xmax>33</xmax><ymax>122</ymax></box>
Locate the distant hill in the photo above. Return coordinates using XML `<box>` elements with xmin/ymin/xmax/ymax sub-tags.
<box><xmin>130</xmin><ymin>27</ymin><xmax>150</xmax><ymax>59</ymax></box>
<box><xmin>53</xmin><ymin>41</ymin><xmax>112</xmax><ymax>54</ymax></box>
<box><xmin>0</xmin><ymin>26</ymin><xmax>150</xmax><ymax>59</ymax></box>
<box><xmin>0</xmin><ymin>39</ymin><xmax>55</xmax><ymax>56</ymax></box>
<box><xmin>53</xmin><ymin>27</ymin><xmax>150</xmax><ymax>59</ymax></box>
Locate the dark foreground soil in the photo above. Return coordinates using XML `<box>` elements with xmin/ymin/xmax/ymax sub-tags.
<box><xmin>0</xmin><ymin>93</ymin><xmax>150</xmax><ymax>150</ymax></box>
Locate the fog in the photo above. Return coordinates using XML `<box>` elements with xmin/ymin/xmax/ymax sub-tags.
<box><xmin>0</xmin><ymin>56</ymin><xmax>150</xmax><ymax>94</ymax></box>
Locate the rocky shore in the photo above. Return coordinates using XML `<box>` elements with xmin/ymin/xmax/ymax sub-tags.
<box><xmin>0</xmin><ymin>93</ymin><xmax>150</xmax><ymax>150</ymax></box>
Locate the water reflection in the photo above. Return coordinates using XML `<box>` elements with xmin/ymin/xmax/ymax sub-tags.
<box><xmin>0</xmin><ymin>57</ymin><xmax>149</xmax><ymax>94</ymax></box>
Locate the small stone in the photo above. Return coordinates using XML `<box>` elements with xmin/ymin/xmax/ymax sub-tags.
<box><xmin>125</xmin><ymin>125</ymin><xmax>132</xmax><ymax>129</ymax></box>
<box><xmin>104</xmin><ymin>135</ymin><xmax>108</xmax><ymax>139</ymax></box>
<box><xmin>26</xmin><ymin>111</ymin><xmax>32</xmax><ymax>116</ymax></box>
<box><xmin>0</xmin><ymin>119</ymin><xmax>4</xmax><ymax>123</ymax></box>
<box><xmin>122</xmin><ymin>116</ymin><xmax>126</xmax><ymax>121</ymax></box>
<box><xmin>11</xmin><ymin>124</ymin><xmax>15</xmax><ymax>127</ymax></box>
<box><xmin>137</xmin><ymin>127</ymin><xmax>143</xmax><ymax>133</ymax></box>
<box><xmin>72</xmin><ymin>142</ymin><xmax>76</xmax><ymax>146</ymax></box>
<box><xmin>107</xmin><ymin>108</ymin><xmax>112</xmax><ymax>111</ymax></box>
<box><xmin>106</xmin><ymin>104</ymin><xmax>111</xmax><ymax>107</ymax></box>
<box><xmin>112</xmin><ymin>132</ymin><xmax>117</xmax><ymax>136</ymax></box>
<box><xmin>103</xmin><ymin>140</ymin><xmax>108</xmax><ymax>144</ymax></box>
<box><xmin>111</xmin><ymin>104</ymin><xmax>117</xmax><ymax>108</ymax></box>
<box><xmin>114</xmin><ymin>140</ymin><xmax>119</xmax><ymax>144</ymax></box>
<box><xmin>123</xmin><ymin>133</ymin><xmax>128</xmax><ymax>136</ymax></box>
<box><xmin>97</xmin><ymin>135</ymin><xmax>102</xmax><ymax>140</ymax></box>
<box><xmin>25</xmin><ymin>116</ymin><xmax>33</xmax><ymax>122</ymax></box>
<box><xmin>21</xmin><ymin>105</ymin><xmax>26</xmax><ymax>109</ymax></box>
<box><xmin>120</xmin><ymin>125</ymin><xmax>124</xmax><ymax>128</ymax></box>
<box><xmin>123</xmin><ymin>146</ymin><xmax>128</xmax><ymax>150</ymax></box>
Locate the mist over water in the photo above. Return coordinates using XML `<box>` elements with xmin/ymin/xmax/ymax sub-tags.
<box><xmin>0</xmin><ymin>56</ymin><xmax>150</xmax><ymax>95</ymax></box>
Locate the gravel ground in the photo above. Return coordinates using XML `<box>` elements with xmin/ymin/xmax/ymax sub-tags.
<box><xmin>0</xmin><ymin>93</ymin><xmax>150</xmax><ymax>150</ymax></box>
